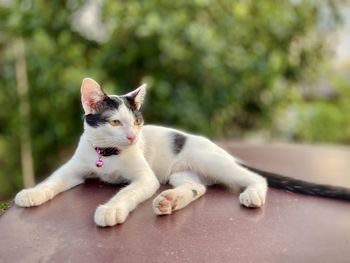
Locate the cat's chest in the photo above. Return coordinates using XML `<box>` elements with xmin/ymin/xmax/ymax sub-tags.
<box><xmin>88</xmin><ymin>155</ymin><xmax>124</xmax><ymax>181</ymax></box>
<box><xmin>92</xmin><ymin>154</ymin><xmax>142</xmax><ymax>184</ymax></box>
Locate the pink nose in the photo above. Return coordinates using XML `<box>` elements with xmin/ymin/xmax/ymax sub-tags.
<box><xmin>127</xmin><ymin>135</ymin><xmax>136</xmax><ymax>143</ymax></box>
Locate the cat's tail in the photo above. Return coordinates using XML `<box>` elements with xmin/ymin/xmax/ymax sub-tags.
<box><xmin>240</xmin><ymin>163</ymin><xmax>350</xmax><ymax>201</ymax></box>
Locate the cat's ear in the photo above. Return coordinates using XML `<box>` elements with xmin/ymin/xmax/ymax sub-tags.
<box><xmin>125</xmin><ymin>84</ymin><xmax>147</xmax><ymax>110</ymax></box>
<box><xmin>81</xmin><ymin>78</ymin><xmax>106</xmax><ymax>114</ymax></box>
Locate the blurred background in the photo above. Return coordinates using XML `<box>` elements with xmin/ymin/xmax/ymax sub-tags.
<box><xmin>0</xmin><ymin>0</ymin><xmax>350</xmax><ymax>202</ymax></box>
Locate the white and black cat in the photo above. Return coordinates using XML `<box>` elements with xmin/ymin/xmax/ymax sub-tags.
<box><xmin>15</xmin><ymin>78</ymin><xmax>350</xmax><ymax>227</ymax></box>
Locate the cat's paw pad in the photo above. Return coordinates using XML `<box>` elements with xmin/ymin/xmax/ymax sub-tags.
<box><xmin>94</xmin><ymin>204</ymin><xmax>129</xmax><ymax>227</ymax></box>
<box><xmin>152</xmin><ymin>190</ymin><xmax>179</xmax><ymax>215</ymax></box>
<box><xmin>15</xmin><ymin>188</ymin><xmax>53</xmax><ymax>207</ymax></box>
<box><xmin>239</xmin><ymin>187</ymin><xmax>266</xmax><ymax>208</ymax></box>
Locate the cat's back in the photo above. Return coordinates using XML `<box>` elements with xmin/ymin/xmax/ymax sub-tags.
<box><xmin>141</xmin><ymin>124</ymin><xmax>185</xmax><ymax>139</ymax></box>
<box><xmin>140</xmin><ymin>125</ymin><xmax>190</xmax><ymax>151</ymax></box>
<box><xmin>140</xmin><ymin>124</ymin><xmax>215</xmax><ymax>155</ymax></box>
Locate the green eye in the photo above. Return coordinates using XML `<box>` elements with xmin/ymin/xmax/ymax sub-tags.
<box><xmin>134</xmin><ymin>119</ymin><xmax>143</xmax><ymax>126</ymax></box>
<box><xmin>110</xmin><ymin>119</ymin><xmax>121</xmax><ymax>126</ymax></box>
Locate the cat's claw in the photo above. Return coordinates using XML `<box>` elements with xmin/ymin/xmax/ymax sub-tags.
<box><xmin>152</xmin><ymin>190</ymin><xmax>179</xmax><ymax>215</ymax></box>
<box><xmin>94</xmin><ymin>204</ymin><xmax>129</xmax><ymax>227</ymax></box>
<box><xmin>15</xmin><ymin>188</ymin><xmax>54</xmax><ymax>207</ymax></box>
<box><xmin>239</xmin><ymin>187</ymin><xmax>266</xmax><ymax>208</ymax></box>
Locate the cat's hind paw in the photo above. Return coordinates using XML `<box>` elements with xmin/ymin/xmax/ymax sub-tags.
<box><xmin>94</xmin><ymin>204</ymin><xmax>129</xmax><ymax>227</ymax></box>
<box><xmin>152</xmin><ymin>190</ymin><xmax>179</xmax><ymax>215</ymax></box>
<box><xmin>15</xmin><ymin>188</ymin><xmax>54</xmax><ymax>207</ymax></box>
<box><xmin>239</xmin><ymin>187</ymin><xmax>266</xmax><ymax>208</ymax></box>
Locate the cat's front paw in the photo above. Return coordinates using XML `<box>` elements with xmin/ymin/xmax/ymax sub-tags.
<box><xmin>15</xmin><ymin>188</ymin><xmax>53</xmax><ymax>207</ymax></box>
<box><xmin>94</xmin><ymin>204</ymin><xmax>129</xmax><ymax>227</ymax></box>
<box><xmin>239</xmin><ymin>186</ymin><xmax>266</xmax><ymax>208</ymax></box>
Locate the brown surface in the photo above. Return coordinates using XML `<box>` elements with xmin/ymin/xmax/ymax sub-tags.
<box><xmin>1</xmin><ymin>143</ymin><xmax>350</xmax><ymax>263</ymax></box>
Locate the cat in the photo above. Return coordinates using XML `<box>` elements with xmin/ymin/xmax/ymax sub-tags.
<box><xmin>15</xmin><ymin>78</ymin><xmax>350</xmax><ymax>227</ymax></box>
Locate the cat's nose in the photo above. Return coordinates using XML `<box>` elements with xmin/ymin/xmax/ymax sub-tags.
<box><xmin>127</xmin><ymin>135</ymin><xmax>136</xmax><ymax>143</ymax></box>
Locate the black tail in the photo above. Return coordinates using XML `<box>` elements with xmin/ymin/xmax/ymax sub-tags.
<box><xmin>241</xmin><ymin>163</ymin><xmax>350</xmax><ymax>201</ymax></box>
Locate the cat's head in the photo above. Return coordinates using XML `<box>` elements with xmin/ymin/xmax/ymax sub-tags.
<box><xmin>81</xmin><ymin>78</ymin><xmax>146</xmax><ymax>148</ymax></box>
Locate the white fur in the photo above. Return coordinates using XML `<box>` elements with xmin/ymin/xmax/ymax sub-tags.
<box><xmin>15</xmin><ymin>81</ymin><xmax>268</xmax><ymax>227</ymax></box>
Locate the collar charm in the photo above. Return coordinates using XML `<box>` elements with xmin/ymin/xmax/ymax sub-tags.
<box><xmin>94</xmin><ymin>147</ymin><xmax>121</xmax><ymax>168</ymax></box>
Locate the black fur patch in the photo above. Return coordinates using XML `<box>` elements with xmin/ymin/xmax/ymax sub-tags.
<box><xmin>99</xmin><ymin>96</ymin><xmax>121</xmax><ymax>111</ymax></box>
<box><xmin>85</xmin><ymin>113</ymin><xmax>109</xmax><ymax>127</ymax></box>
<box><xmin>84</xmin><ymin>96</ymin><xmax>121</xmax><ymax>127</ymax></box>
<box><xmin>192</xmin><ymin>189</ymin><xmax>198</xmax><ymax>198</ymax></box>
<box><xmin>171</xmin><ymin>132</ymin><xmax>187</xmax><ymax>155</ymax></box>
<box><xmin>121</xmin><ymin>95</ymin><xmax>138</xmax><ymax>111</ymax></box>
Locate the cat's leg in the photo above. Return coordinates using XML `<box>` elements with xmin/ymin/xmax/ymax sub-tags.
<box><xmin>220</xmin><ymin>161</ymin><xmax>267</xmax><ymax>208</ymax></box>
<box><xmin>191</xmin><ymin>151</ymin><xmax>267</xmax><ymax>208</ymax></box>
<box><xmin>94</xmin><ymin>169</ymin><xmax>160</xmax><ymax>227</ymax></box>
<box><xmin>15</xmin><ymin>160</ymin><xmax>85</xmax><ymax>207</ymax></box>
<box><xmin>152</xmin><ymin>171</ymin><xmax>206</xmax><ymax>215</ymax></box>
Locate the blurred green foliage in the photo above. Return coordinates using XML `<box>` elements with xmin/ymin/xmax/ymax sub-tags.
<box><xmin>0</xmin><ymin>0</ymin><xmax>347</xmax><ymax>199</ymax></box>
<box><xmin>0</xmin><ymin>200</ymin><xmax>12</xmax><ymax>216</ymax></box>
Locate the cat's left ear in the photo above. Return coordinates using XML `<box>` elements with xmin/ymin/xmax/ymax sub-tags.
<box><xmin>125</xmin><ymin>84</ymin><xmax>147</xmax><ymax>110</ymax></box>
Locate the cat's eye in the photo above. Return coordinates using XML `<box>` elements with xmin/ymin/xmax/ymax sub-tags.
<box><xmin>109</xmin><ymin>119</ymin><xmax>121</xmax><ymax>126</ymax></box>
<box><xmin>134</xmin><ymin>119</ymin><xmax>143</xmax><ymax>126</ymax></box>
